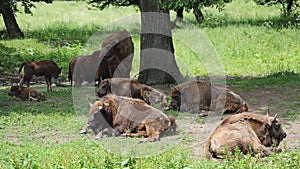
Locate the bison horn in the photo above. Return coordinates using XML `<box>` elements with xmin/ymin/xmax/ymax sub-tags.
<box><xmin>88</xmin><ymin>97</ymin><xmax>93</xmax><ymax>107</ymax></box>
<box><xmin>273</xmin><ymin>113</ymin><xmax>278</xmax><ymax>121</ymax></box>
<box><xmin>267</xmin><ymin>109</ymin><xmax>270</xmax><ymax>116</ymax></box>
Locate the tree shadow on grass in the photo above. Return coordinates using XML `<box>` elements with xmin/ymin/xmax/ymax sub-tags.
<box><xmin>186</xmin><ymin>13</ymin><xmax>300</xmax><ymax>29</ymax></box>
<box><xmin>226</xmin><ymin>71</ymin><xmax>300</xmax><ymax>90</ymax></box>
<box><xmin>0</xmin><ymin>44</ymin><xmax>21</xmax><ymax>74</ymax></box>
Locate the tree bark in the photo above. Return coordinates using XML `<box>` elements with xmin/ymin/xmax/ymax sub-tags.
<box><xmin>138</xmin><ymin>0</ymin><xmax>183</xmax><ymax>85</ymax></box>
<box><xmin>193</xmin><ymin>3</ymin><xmax>204</xmax><ymax>24</ymax></box>
<box><xmin>0</xmin><ymin>0</ymin><xmax>24</xmax><ymax>39</ymax></box>
<box><xmin>286</xmin><ymin>0</ymin><xmax>293</xmax><ymax>14</ymax></box>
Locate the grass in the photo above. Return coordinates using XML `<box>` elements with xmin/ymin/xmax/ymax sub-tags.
<box><xmin>0</xmin><ymin>0</ymin><xmax>300</xmax><ymax>168</ymax></box>
<box><xmin>0</xmin><ymin>85</ymin><xmax>299</xmax><ymax>168</ymax></box>
<box><xmin>0</xmin><ymin>1</ymin><xmax>300</xmax><ymax>77</ymax></box>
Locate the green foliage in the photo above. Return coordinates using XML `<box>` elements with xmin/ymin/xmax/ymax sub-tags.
<box><xmin>254</xmin><ymin>0</ymin><xmax>300</xmax><ymax>15</ymax></box>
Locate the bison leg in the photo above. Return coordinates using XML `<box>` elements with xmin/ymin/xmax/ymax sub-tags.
<box><xmin>251</xmin><ymin>141</ymin><xmax>272</xmax><ymax>157</ymax></box>
<box><xmin>28</xmin><ymin>91</ymin><xmax>39</xmax><ymax>101</ymax></box>
<box><xmin>45</xmin><ymin>77</ymin><xmax>52</xmax><ymax>92</ymax></box>
<box><xmin>95</xmin><ymin>128</ymin><xmax>120</xmax><ymax>139</ymax></box>
<box><xmin>127</xmin><ymin>130</ymin><xmax>147</xmax><ymax>138</ymax></box>
<box><xmin>80</xmin><ymin>125</ymin><xmax>90</xmax><ymax>134</ymax></box>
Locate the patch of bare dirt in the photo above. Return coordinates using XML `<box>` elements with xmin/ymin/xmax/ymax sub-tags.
<box><xmin>186</xmin><ymin>85</ymin><xmax>300</xmax><ymax>158</ymax></box>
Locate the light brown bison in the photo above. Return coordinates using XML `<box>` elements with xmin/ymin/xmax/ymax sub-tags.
<box><xmin>8</xmin><ymin>85</ymin><xmax>46</xmax><ymax>101</ymax></box>
<box><xmin>82</xmin><ymin>94</ymin><xmax>176</xmax><ymax>142</ymax></box>
<box><xmin>18</xmin><ymin>60</ymin><xmax>62</xmax><ymax>92</ymax></box>
<box><xmin>166</xmin><ymin>80</ymin><xmax>248</xmax><ymax>116</ymax></box>
<box><xmin>97</xmin><ymin>78</ymin><xmax>167</xmax><ymax>110</ymax></box>
<box><xmin>205</xmin><ymin>112</ymin><xmax>287</xmax><ymax>160</ymax></box>
<box><xmin>70</xmin><ymin>30</ymin><xmax>134</xmax><ymax>87</ymax></box>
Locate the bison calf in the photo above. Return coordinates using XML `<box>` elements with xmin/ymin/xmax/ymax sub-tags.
<box><xmin>19</xmin><ymin>60</ymin><xmax>62</xmax><ymax>92</ymax></box>
<box><xmin>83</xmin><ymin>94</ymin><xmax>176</xmax><ymax>142</ymax></box>
<box><xmin>97</xmin><ymin>78</ymin><xmax>167</xmax><ymax>110</ymax></box>
<box><xmin>166</xmin><ymin>80</ymin><xmax>248</xmax><ymax>116</ymax></box>
<box><xmin>8</xmin><ymin>86</ymin><xmax>46</xmax><ymax>101</ymax></box>
<box><xmin>205</xmin><ymin>112</ymin><xmax>287</xmax><ymax>160</ymax></box>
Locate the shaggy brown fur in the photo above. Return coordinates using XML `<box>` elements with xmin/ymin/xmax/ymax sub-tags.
<box><xmin>18</xmin><ymin>60</ymin><xmax>62</xmax><ymax>91</ymax></box>
<box><xmin>68</xmin><ymin>56</ymin><xmax>78</xmax><ymax>87</ymax></box>
<box><xmin>97</xmin><ymin>78</ymin><xmax>167</xmax><ymax>110</ymax></box>
<box><xmin>204</xmin><ymin>112</ymin><xmax>287</xmax><ymax>160</ymax></box>
<box><xmin>70</xmin><ymin>30</ymin><xmax>134</xmax><ymax>87</ymax></box>
<box><xmin>8</xmin><ymin>86</ymin><xmax>46</xmax><ymax>101</ymax></box>
<box><xmin>167</xmin><ymin>80</ymin><xmax>248</xmax><ymax>116</ymax></box>
<box><xmin>83</xmin><ymin>95</ymin><xmax>176</xmax><ymax>142</ymax></box>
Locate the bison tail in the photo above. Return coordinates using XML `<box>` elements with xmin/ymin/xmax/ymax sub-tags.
<box><xmin>68</xmin><ymin>64</ymin><xmax>72</xmax><ymax>86</ymax></box>
<box><xmin>18</xmin><ymin>62</ymin><xmax>27</xmax><ymax>74</ymax></box>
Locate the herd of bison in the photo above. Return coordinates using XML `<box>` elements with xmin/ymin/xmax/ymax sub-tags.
<box><xmin>6</xmin><ymin>30</ymin><xmax>287</xmax><ymax>161</ymax></box>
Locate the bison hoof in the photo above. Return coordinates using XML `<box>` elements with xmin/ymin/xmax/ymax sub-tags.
<box><xmin>80</xmin><ymin>130</ymin><xmax>88</xmax><ymax>134</ymax></box>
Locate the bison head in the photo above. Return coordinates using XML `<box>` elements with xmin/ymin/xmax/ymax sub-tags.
<box><xmin>266</xmin><ymin>113</ymin><xmax>287</xmax><ymax>146</ymax></box>
<box><xmin>8</xmin><ymin>86</ymin><xmax>20</xmax><ymax>97</ymax></box>
<box><xmin>54</xmin><ymin>67</ymin><xmax>62</xmax><ymax>79</ymax></box>
<box><xmin>97</xmin><ymin>79</ymin><xmax>111</xmax><ymax>97</ymax></box>
<box><xmin>166</xmin><ymin>87</ymin><xmax>181</xmax><ymax>111</ymax></box>
<box><xmin>87</xmin><ymin>99</ymin><xmax>112</xmax><ymax>135</ymax></box>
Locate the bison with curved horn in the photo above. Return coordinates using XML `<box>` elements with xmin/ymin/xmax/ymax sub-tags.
<box><xmin>204</xmin><ymin>112</ymin><xmax>287</xmax><ymax>160</ymax></box>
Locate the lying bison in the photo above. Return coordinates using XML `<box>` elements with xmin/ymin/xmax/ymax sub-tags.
<box><xmin>81</xmin><ymin>94</ymin><xmax>176</xmax><ymax>142</ymax></box>
<box><xmin>8</xmin><ymin>85</ymin><xmax>46</xmax><ymax>101</ymax></box>
<box><xmin>166</xmin><ymin>80</ymin><xmax>248</xmax><ymax>116</ymax></box>
<box><xmin>205</xmin><ymin>112</ymin><xmax>287</xmax><ymax>160</ymax></box>
<box><xmin>97</xmin><ymin>78</ymin><xmax>167</xmax><ymax>110</ymax></box>
<box><xmin>18</xmin><ymin>60</ymin><xmax>62</xmax><ymax>91</ymax></box>
<box><xmin>70</xmin><ymin>30</ymin><xmax>134</xmax><ymax>87</ymax></box>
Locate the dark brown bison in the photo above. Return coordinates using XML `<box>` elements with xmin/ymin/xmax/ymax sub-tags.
<box><xmin>205</xmin><ymin>112</ymin><xmax>287</xmax><ymax>160</ymax></box>
<box><xmin>18</xmin><ymin>60</ymin><xmax>62</xmax><ymax>92</ymax></box>
<box><xmin>97</xmin><ymin>78</ymin><xmax>167</xmax><ymax>110</ymax></box>
<box><xmin>70</xmin><ymin>30</ymin><xmax>134</xmax><ymax>87</ymax></box>
<box><xmin>81</xmin><ymin>94</ymin><xmax>176</xmax><ymax>142</ymax></box>
<box><xmin>8</xmin><ymin>85</ymin><xmax>46</xmax><ymax>101</ymax></box>
<box><xmin>68</xmin><ymin>56</ymin><xmax>78</xmax><ymax>87</ymax></box>
<box><xmin>166</xmin><ymin>80</ymin><xmax>248</xmax><ymax>116</ymax></box>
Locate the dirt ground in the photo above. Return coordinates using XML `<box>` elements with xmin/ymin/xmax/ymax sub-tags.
<box><xmin>186</xmin><ymin>85</ymin><xmax>300</xmax><ymax>158</ymax></box>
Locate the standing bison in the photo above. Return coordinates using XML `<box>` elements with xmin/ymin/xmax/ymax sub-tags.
<box><xmin>18</xmin><ymin>60</ymin><xmax>62</xmax><ymax>91</ymax></box>
<box><xmin>97</xmin><ymin>78</ymin><xmax>167</xmax><ymax>110</ymax></box>
<box><xmin>205</xmin><ymin>112</ymin><xmax>287</xmax><ymax>160</ymax></box>
<box><xmin>166</xmin><ymin>80</ymin><xmax>248</xmax><ymax>116</ymax></box>
<box><xmin>69</xmin><ymin>30</ymin><xmax>134</xmax><ymax>87</ymax></box>
<box><xmin>82</xmin><ymin>94</ymin><xmax>176</xmax><ymax>142</ymax></box>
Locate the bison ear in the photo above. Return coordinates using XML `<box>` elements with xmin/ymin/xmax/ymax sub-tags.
<box><xmin>96</xmin><ymin>101</ymin><xmax>103</xmax><ymax>110</ymax></box>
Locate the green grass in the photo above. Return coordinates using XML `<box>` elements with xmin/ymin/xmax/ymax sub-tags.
<box><xmin>1</xmin><ymin>0</ymin><xmax>300</xmax><ymax>168</ymax></box>
<box><xmin>1</xmin><ymin>0</ymin><xmax>299</xmax><ymax>77</ymax></box>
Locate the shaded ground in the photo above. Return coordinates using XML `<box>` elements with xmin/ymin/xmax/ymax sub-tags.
<box><xmin>1</xmin><ymin>77</ymin><xmax>299</xmax><ymax>158</ymax></box>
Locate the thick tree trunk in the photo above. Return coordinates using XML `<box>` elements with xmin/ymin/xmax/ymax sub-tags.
<box><xmin>287</xmin><ymin>0</ymin><xmax>293</xmax><ymax>14</ymax></box>
<box><xmin>175</xmin><ymin>7</ymin><xmax>184</xmax><ymax>23</ymax></box>
<box><xmin>138</xmin><ymin>0</ymin><xmax>183</xmax><ymax>85</ymax></box>
<box><xmin>0</xmin><ymin>0</ymin><xmax>24</xmax><ymax>39</ymax></box>
<box><xmin>193</xmin><ymin>4</ymin><xmax>204</xmax><ymax>24</ymax></box>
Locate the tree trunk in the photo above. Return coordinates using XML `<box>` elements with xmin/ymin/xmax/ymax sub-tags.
<box><xmin>193</xmin><ymin>4</ymin><xmax>204</xmax><ymax>24</ymax></box>
<box><xmin>287</xmin><ymin>0</ymin><xmax>293</xmax><ymax>14</ymax></box>
<box><xmin>138</xmin><ymin>0</ymin><xmax>183</xmax><ymax>85</ymax></box>
<box><xmin>0</xmin><ymin>0</ymin><xmax>24</xmax><ymax>39</ymax></box>
<box><xmin>175</xmin><ymin>7</ymin><xmax>184</xmax><ymax>23</ymax></box>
